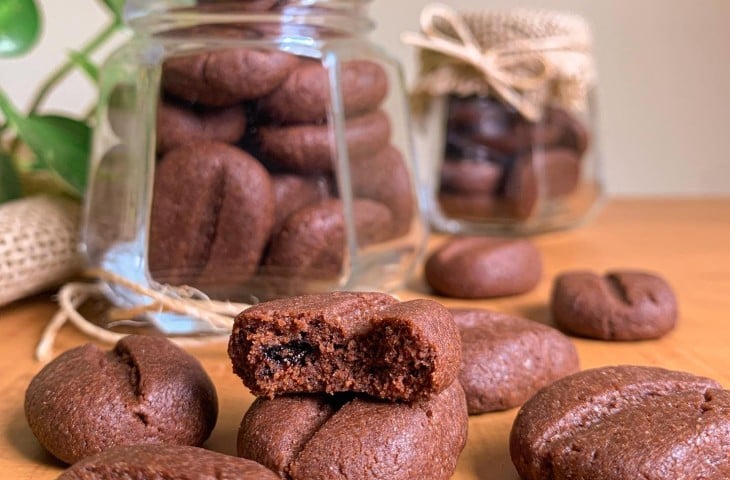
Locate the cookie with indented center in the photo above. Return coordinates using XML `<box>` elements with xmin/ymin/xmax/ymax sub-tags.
<box><xmin>238</xmin><ymin>382</ymin><xmax>468</xmax><ymax>480</ymax></box>
<box><xmin>257</xmin><ymin>109</ymin><xmax>391</xmax><ymax>172</ymax></box>
<box><xmin>510</xmin><ymin>365</ymin><xmax>729</xmax><ymax>480</ymax></box>
<box><xmin>149</xmin><ymin>141</ymin><xmax>274</xmax><ymax>287</ymax></box>
<box><xmin>551</xmin><ymin>270</ymin><xmax>678</xmax><ymax>340</ymax></box>
<box><xmin>25</xmin><ymin>336</ymin><xmax>217</xmax><ymax>464</ymax></box>
<box><xmin>162</xmin><ymin>29</ymin><xmax>298</xmax><ymax>107</ymax></box>
<box><xmin>259</xmin><ymin>59</ymin><xmax>389</xmax><ymax>124</ymax></box>
<box><xmin>156</xmin><ymin>99</ymin><xmax>247</xmax><ymax>155</ymax></box>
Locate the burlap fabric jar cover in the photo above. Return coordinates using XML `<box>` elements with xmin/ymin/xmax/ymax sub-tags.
<box><xmin>403</xmin><ymin>4</ymin><xmax>604</xmax><ymax>234</ymax></box>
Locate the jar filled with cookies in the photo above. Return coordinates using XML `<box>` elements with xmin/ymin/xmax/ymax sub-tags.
<box><xmin>404</xmin><ymin>6</ymin><xmax>604</xmax><ymax>234</ymax></box>
<box><xmin>82</xmin><ymin>0</ymin><xmax>426</xmax><ymax>334</ymax></box>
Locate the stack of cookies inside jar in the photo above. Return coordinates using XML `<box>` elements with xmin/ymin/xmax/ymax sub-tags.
<box><xmin>108</xmin><ymin>1</ymin><xmax>425</xmax><ymax>301</ymax></box>
<box><xmin>405</xmin><ymin>6</ymin><xmax>603</xmax><ymax>234</ymax></box>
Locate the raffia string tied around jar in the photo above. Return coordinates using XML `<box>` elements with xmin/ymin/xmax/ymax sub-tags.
<box><xmin>401</xmin><ymin>3</ymin><xmax>596</xmax><ymax>122</ymax></box>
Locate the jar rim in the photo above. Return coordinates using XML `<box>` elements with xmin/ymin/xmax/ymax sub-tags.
<box><xmin>126</xmin><ymin>0</ymin><xmax>374</xmax><ymax>36</ymax></box>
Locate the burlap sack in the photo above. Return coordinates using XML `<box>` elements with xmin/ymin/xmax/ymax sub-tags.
<box><xmin>0</xmin><ymin>195</ymin><xmax>82</xmax><ymax>307</ymax></box>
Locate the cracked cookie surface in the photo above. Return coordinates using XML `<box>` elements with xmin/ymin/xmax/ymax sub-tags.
<box><xmin>238</xmin><ymin>381</ymin><xmax>468</xmax><ymax>480</ymax></box>
<box><xmin>510</xmin><ymin>365</ymin><xmax>729</xmax><ymax>480</ymax></box>
<box><xmin>551</xmin><ymin>270</ymin><xmax>678</xmax><ymax>340</ymax></box>
<box><xmin>24</xmin><ymin>335</ymin><xmax>218</xmax><ymax>464</ymax></box>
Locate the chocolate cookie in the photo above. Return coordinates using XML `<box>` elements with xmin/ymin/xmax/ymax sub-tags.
<box><xmin>447</xmin><ymin>96</ymin><xmax>589</xmax><ymax>156</ymax></box>
<box><xmin>162</xmin><ymin>41</ymin><xmax>298</xmax><ymax>106</ymax></box>
<box><xmin>504</xmin><ymin>148</ymin><xmax>582</xmax><ymax>217</ymax></box>
<box><xmin>446</xmin><ymin>95</ymin><xmax>524</xmax><ymax>154</ymax></box>
<box><xmin>502</xmin><ymin>154</ymin><xmax>539</xmax><ymax>219</ymax></box>
<box><xmin>156</xmin><ymin>99</ymin><xmax>247</xmax><ymax>155</ymax></box>
<box><xmin>271</xmin><ymin>174</ymin><xmax>332</xmax><ymax>233</ymax></box>
<box><xmin>58</xmin><ymin>444</ymin><xmax>278</xmax><ymax>479</ymax></box>
<box><xmin>25</xmin><ymin>336</ymin><xmax>217</xmax><ymax>464</ymax></box>
<box><xmin>439</xmin><ymin>158</ymin><xmax>503</xmax><ymax>194</ymax></box>
<box><xmin>510</xmin><ymin>365</ymin><xmax>729</xmax><ymax>480</ymax></box>
<box><xmin>543</xmin><ymin>107</ymin><xmax>591</xmax><ymax>155</ymax></box>
<box><xmin>259</xmin><ymin>59</ymin><xmax>389</xmax><ymax>124</ymax></box>
<box><xmin>452</xmin><ymin>309</ymin><xmax>579</xmax><ymax>414</ymax></box>
<box><xmin>350</xmin><ymin>146</ymin><xmax>415</xmax><ymax>236</ymax></box>
<box><xmin>149</xmin><ymin>141</ymin><xmax>274</xmax><ymax>287</ymax></box>
<box><xmin>197</xmin><ymin>0</ymin><xmax>280</xmax><ymax>10</ymax></box>
<box><xmin>238</xmin><ymin>381</ymin><xmax>468</xmax><ymax>480</ymax></box>
<box><xmin>551</xmin><ymin>270</ymin><xmax>678</xmax><ymax>340</ymax></box>
<box><xmin>425</xmin><ymin>237</ymin><xmax>542</xmax><ymax>298</ymax></box>
<box><xmin>228</xmin><ymin>292</ymin><xmax>461</xmax><ymax>402</ymax></box>
<box><xmin>257</xmin><ymin>109</ymin><xmax>391</xmax><ymax>172</ymax></box>
<box><xmin>438</xmin><ymin>191</ymin><xmax>499</xmax><ymax>220</ymax></box>
<box><xmin>262</xmin><ymin>199</ymin><xmax>395</xmax><ymax>279</ymax></box>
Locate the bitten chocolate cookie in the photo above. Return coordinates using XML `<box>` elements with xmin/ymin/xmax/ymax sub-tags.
<box><xmin>350</xmin><ymin>146</ymin><xmax>415</xmax><ymax>236</ymax></box>
<box><xmin>149</xmin><ymin>141</ymin><xmax>274</xmax><ymax>287</ymax></box>
<box><xmin>162</xmin><ymin>43</ymin><xmax>298</xmax><ymax>106</ymax></box>
<box><xmin>257</xmin><ymin>109</ymin><xmax>391</xmax><ymax>172</ymax></box>
<box><xmin>228</xmin><ymin>292</ymin><xmax>461</xmax><ymax>402</ymax></box>
<box><xmin>262</xmin><ymin>199</ymin><xmax>395</xmax><ymax>279</ymax></box>
<box><xmin>58</xmin><ymin>444</ymin><xmax>278</xmax><ymax>479</ymax></box>
<box><xmin>452</xmin><ymin>309</ymin><xmax>579</xmax><ymax>414</ymax></box>
<box><xmin>238</xmin><ymin>381</ymin><xmax>468</xmax><ymax>480</ymax></box>
<box><xmin>25</xmin><ymin>336</ymin><xmax>218</xmax><ymax>464</ymax></box>
<box><xmin>425</xmin><ymin>236</ymin><xmax>542</xmax><ymax>298</ymax></box>
<box><xmin>551</xmin><ymin>270</ymin><xmax>678</xmax><ymax>340</ymax></box>
<box><xmin>156</xmin><ymin>99</ymin><xmax>247</xmax><ymax>155</ymax></box>
<box><xmin>259</xmin><ymin>59</ymin><xmax>388</xmax><ymax>124</ymax></box>
<box><xmin>510</xmin><ymin>365</ymin><xmax>730</xmax><ymax>480</ymax></box>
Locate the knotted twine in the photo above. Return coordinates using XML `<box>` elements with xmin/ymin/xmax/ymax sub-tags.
<box><xmin>35</xmin><ymin>269</ymin><xmax>251</xmax><ymax>362</ymax></box>
<box><xmin>401</xmin><ymin>4</ymin><xmax>596</xmax><ymax>121</ymax></box>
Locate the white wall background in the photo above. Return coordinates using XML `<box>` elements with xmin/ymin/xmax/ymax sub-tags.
<box><xmin>2</xmin><ymin>0</ymin><xmax>729</xmax><ymax>195</ymax></box>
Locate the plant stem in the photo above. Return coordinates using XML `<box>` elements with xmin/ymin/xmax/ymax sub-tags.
<box><xmin>0</xmin><ymin>88</ymin><xmax>21</xmax><ymax>126</ymax></box>
<box><xmin>8</xmin><ymin>21</ymin><xmax>120</xmax><ymax>157</ymax></box>
<box><xmin>26</xmin><ymin>21</ymin><xmax>120</xmax><ymax>115</ymax></box>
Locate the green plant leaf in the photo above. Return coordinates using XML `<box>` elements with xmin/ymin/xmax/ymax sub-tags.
<box><xmin>0</xmin><ymin>0</ymin><xmax>41</xmax><ymax>57</ymax></box>
<box><xmin>68</xmin><ymin>50</ymin><xmax>100</xmax><ymax>83</ymax></box>
<box><xmin>12</xmin><ymin>115</ymin><xmax>91</xmax><ymax>197</ymax></box>
<box><xmin>100</xmin><ymin>0</ymin><xmax>125</xmax><ymax>25</ymax></box>
<box><xmin>0</xmin><ymin>151</ymin><xmax>23</xmax><ymax>203</ymax></box>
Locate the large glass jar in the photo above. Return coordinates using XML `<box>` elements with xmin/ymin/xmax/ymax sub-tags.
<box><xmin>82</xmin><ymin>0</ymin><xmax>426</xmax><ymax>334</ymax></box>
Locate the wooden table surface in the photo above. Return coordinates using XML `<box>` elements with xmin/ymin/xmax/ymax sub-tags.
<box><xmin>1</xmin><ymin>198</ymin><xmax>729</xmax><ymax>479</ymax></box>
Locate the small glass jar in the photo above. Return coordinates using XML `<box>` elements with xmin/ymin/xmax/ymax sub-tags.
<box><xmin>424</xmin><ymin>92</ymin><xmax>603</xmax><ymax>234</ymax></box>
<box><xmin>410</xmin><ymin>8</ymin><xmax>604</xmax><ymax>235</ymax></box>
<box><xmin>82</xmin><ymin>0</ymin><xmax>426</xmax><ymax>334</ymax></box>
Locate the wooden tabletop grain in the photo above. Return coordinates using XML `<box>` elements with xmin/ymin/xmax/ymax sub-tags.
<box><xmin>1</xmin><ymin>198</ymin><xmax>729</xmax><ymax>480</ymax></box>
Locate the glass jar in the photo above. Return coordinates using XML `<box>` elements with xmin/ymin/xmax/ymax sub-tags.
<box><xmin>424</xmin><ymin>92</ymin><xmax>603</xmax><ymax>234</ymax></box>
<box><xmin>410</xmin><ymin>8</ymin><xmax>604</xmax><ymax>235</ymax></box>
<box><xmin>82</xmin><ymin>0</ymin><xmax>426</xmax><ymax>334</ymax></box>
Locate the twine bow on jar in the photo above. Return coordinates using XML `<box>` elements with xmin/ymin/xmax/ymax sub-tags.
<box><xmin>401</xmin><ymin>3</ymin><xmax>596</xmax><ymax>121</ymax></box>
